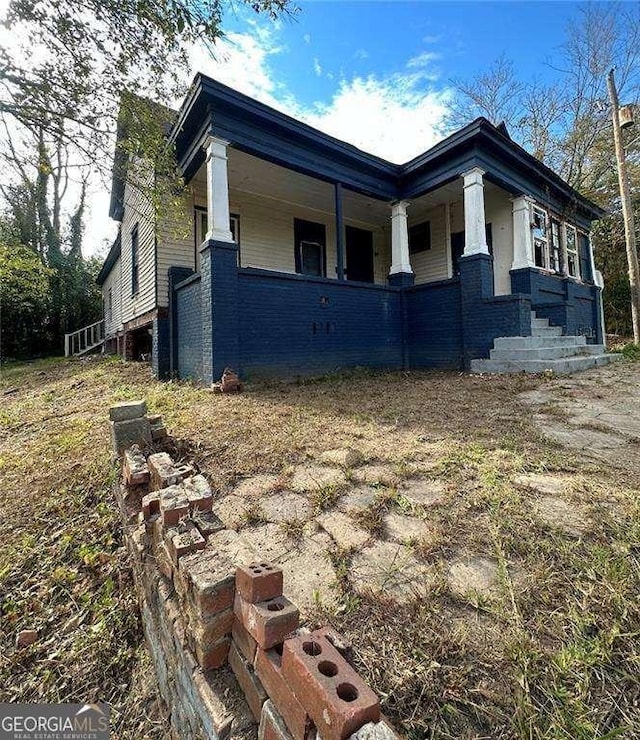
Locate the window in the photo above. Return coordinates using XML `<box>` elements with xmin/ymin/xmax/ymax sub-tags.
<box><xmin>131</xmin><ymin>224</ymin><xmax>139</xmax><ymax>294</ymax></box>
<box><xmin>107</xmin><ymin>288</ymin><xmax>113</xmax><ymax>322</ymax></box>
<box><xmin>294</xmin><ymin>218</ymin><xmax>326</xmax><ymax>277</ymax></box>
<box><xmin>194</xmin><ymin>208</ymin><xmax>240</xmax><ymax>269</ymax></box>
<box><xmin>532</xmin><ymin>207</ymin><xmax>549</xmax><ymax>270</ymax></box>
<box><xmin>550</xmin><ymin>219</ymin><xmax>562</xmax><ymax>273</ymax></box>
<box><xmin>409</xmin><ymin>221</ymin><xmax>431</xmax><ymax>254</ymax></box>
<box><xmin>565</xmin><ymin>224</ymin><xmax>580</xmax><ymax>278</ymax></box>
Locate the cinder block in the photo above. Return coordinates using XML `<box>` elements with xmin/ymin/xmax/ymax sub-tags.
<box><xmin>149</xmin><ymin>452</ymin><xmax>183</xmax><ymax>490</ymax></box>
<box><xmin>159</xmin><ymin>485</ymin><xmax>190</xmax><ymax>526</ymax></box>
<box><xmin>123</xmin><ymin>444</ymin><xmax>150</xmax><ymax>486</ymax></box>
<box><xmin>109</xmin><ymin>400</ymin><xmax>147</xmax><ymax>422</ymax></box>
<box><xmin>259</xmin><ymin>700</ymin><xmax>295</xmax><ymax>740</ymax></box>
<box><xmin>236</xmin><ymin>562</ymin><xmax>283</xmax><ymax>604</ymax></box>
<box><xmin>255</xmin><ymin>646</ymin><xmax>313</xmax><ymax>740</ymax></box>
<box><xmin>184</xmin><ymin>475</ymin><xmax>214</xmax><ymax>513</ymax></box>
<box><xmin>110</xmin><ymin>418</ymin><xmax>152</xmax><ymax>454</ymax></box>
<box><xmin>234</xmin><ymin>593</ymin><xmax>299</xmax><ymax>650</ymax></box>
<box><xmin>281</xmin><ymin>632</ymin><xmax>380</xmax><ymax>740</ymax></box>
<box><xmin>232</xmin><ymin>619</ymin><xmax>258</xmax><ymax>663</ymax></box>
<box><xmin>142</xmin><ymin>491</ymin><xmax>160</xmax><ymax>519</ymax></box>
<box><xmin>178</xmin><ymin>548</ymin><xmax>236</xmax><ymax>620</ymax></box>
<box><xmin>228</xmin><ymin>642</ymin><xmax>268</xmax><ymax>721</ymax></box>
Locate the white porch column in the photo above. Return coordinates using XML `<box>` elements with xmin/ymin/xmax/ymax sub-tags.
<box><xmin>462</xmin><ymin>167</ymin><xmax>489</xmax><ymax>256</ymax></box>
<box><xmin>205</xmin><ymin>135</ymin><xmax>234</xmax><ymax>243</ymax></box>
<box><xmin>389</xmin><ymin>200</ymin><xmax>413</xmax><ymax>275</ymax></box>
<box><xmin>511</xmin><ymin>195</ymin><xmax>535</xmax><ymax>270</ymax></box>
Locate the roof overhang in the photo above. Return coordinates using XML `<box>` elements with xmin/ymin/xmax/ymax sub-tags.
<box><xmin>96</xmin><ymin>231</ymin><xmax>121</xmax><ymax>286</ymax></box>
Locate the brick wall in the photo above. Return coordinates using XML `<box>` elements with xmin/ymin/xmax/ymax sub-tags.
<box><xmin>112</xmin><ymin>403</ymin><xmax>400</xmax><ymax>740</ymax></box>
<box><xmin>237</xmin><ymin>269</ymin><xmax>404</xmax><ymax>379</ymax></box>
<box><xmin>406</xmin><ymin>278</ymin><xmax>463</xmax><ymax>369</ymax></box>
<box><xmin>511</xmin><ymin>268</ymin><xmax>602</xmax><ymax>344</ymax></box>
<box><xmin>153</xmin><ymin>317</ymin><xmax>171</xmax><ymax>379</ymax></box>
<box><xmin>175</xmin><ymin>274</ymin><xmax>203</xmax><ymax>381</ymax></box>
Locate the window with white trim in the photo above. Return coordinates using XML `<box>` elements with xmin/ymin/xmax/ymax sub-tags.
<box><xmin>565</xmin><ymin>224</ymin><xmax>580</xmax><ymax>278</ymax></box>
<box><xmin>532</xmin><ymin>207</ymin><xmax>550</xmax><ymax>270</ymax></box>
<box><xmin>550</xmin><ymin>219</ymin><xmax>562</xmax><ymax>273</ymax></box>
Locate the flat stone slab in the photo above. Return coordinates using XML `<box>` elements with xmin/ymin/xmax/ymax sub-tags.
<box><xmin>398</xmin><ymin>479</ymin><xmax>447</xmax><ymax>507</ymax></box>
<box><xmin>238</xmin><ymin>522</ymin><xmax>292</xmax><ymax>562</ymax></box>
<box><xmin>317</xmin><ymin>511</ymin><xmax>370</xmax><ymax>549</ymax></box>
<box><xmin>513</xmin><ymin>474</ymin><xmax>572</xmax><ymax>497</ymax></box>
<box><xmin>447</xmin><ymin>555</ymin><xmax>500</xmax><ymax>598</ymax></box>
<box><xmin>352</xmin><ymin>464</ymin><xmax>399</xmax><ymax>487</ymax></box>
<box><xmin>258</xmin><ymin>492</ymin><xmax>314</xmax><ymax>523</ymax></box>
<box><xmin>382</xmin><ymin>513</ymin><xmax>433</xmax><ymax>544</ymax></box>
<box><xmin>318</xmin><ymin>448</ymin><xmax>364</xmax><ymax>469</ymax></box>
<box><xmin>350</xmin><ymin>541</ymin><xmax>435</xmax><ymax>603</ymax></box>
<box><xmin>278</xmin><ymin>525</ymin><xmax>336</xmax><ymax>611</ymax></box>
<box><xmin>532</xmin><ymin>496</ymin><xmax>590</xmax><ymax>536</ymax></box>
<box><xmin>232</xmin><ymin>474</ymin><xmax>282</xmax><ymax>498</ymax></box>
<box><xmin>290</xmin><ymin>465</ymin><xmax>345</xmax><ymax>492</ymax></box>
<box><xmin>206</xmin><ymin>528</ymin><xmax>257</xmax><ymax>567</ymax></box>
<box><xmin>211</xmin><ymin>495</ymin><xmax>251</xmax><ymax>529</ymax></box>
<box><xmin>336</xmin><ymin>486</ymin><xmax>379</xmax><ymax>514</ymax></box>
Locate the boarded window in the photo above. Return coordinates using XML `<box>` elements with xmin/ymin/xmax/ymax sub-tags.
<box><xmin>409</xmin><ymin>221</ymin><xmax>431</xmax><ymax>254</ymax></box>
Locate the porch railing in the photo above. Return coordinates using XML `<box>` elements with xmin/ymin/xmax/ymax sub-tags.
<box><xmin>64</xmin><ymin>320</ymin><xmax>105</xmax><ymax>357</ymax></box>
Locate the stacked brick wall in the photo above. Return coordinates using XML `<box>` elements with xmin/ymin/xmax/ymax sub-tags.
<box><xmin>112</xmin><ymin>401</ymin><xmax>400</xmax><ymax>740</ymax></box>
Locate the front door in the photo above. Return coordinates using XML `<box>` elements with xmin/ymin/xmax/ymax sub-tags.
<box><xmin>345</xmin><ymin>226</ymin><xmax>374</xmax><ymax>283</ymax></box>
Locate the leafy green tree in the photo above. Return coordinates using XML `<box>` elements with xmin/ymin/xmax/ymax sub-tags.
<box><xmin>0</xmin><ymin>242</ymin><xmax>53</xmax><ymax>359</ymax></box>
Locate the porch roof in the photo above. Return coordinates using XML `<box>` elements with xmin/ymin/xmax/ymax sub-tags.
<box><xmin>171</xmin><ymin>74</ymin><xmax>604</xmax><ymax>223</ymax></box>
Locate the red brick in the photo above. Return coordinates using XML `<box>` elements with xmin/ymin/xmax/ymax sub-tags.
<box><xmin>259</xmin><ymin>700</ymin><xmax>295</xmax><ymax>740</ymax></box>
<box><xmin>178</xmin><ymin>548</ymin><xmax>236</xmax><ymax>620</ymax></box>
<box><xmin>234</xmin><ymin>593</ymin><xmax>299</xmax><ymax>649</ymax></box>
<box><xmin>123</xmin><ymin>445</ymin><xmax>150</xmax><ymax>487</ymax></box>
<box><xmin>194</xmin><ymin>636</ymin><xmax>231</xmax><ymax>671</ymax></box>
<box><xmin>156</xmin><ymin>542</ymin><xmax>174</xmax><ymax>580</ymax></box>
<box><xmin>313</xmin><ymin>625</ymin><xmax>353</xmax><ymax>663</ymax></box>
<box><xmin>159</xmin><ymin>484</ymin><xmax>190</xmax><ymax>526</ymax></box>
<box><xmin>183</xmin><ymin>474</ymin><xmax>213</xmax><ymax>513</ymax></box>
<box><xmin>170</xmin><ymin>522</ymin><xmax>206</xmax><ymax>564</ymax></box>
<box><xmin>232</xmin><ymin>619</ymin><xmax>258</xmax><ymax>663</ymax></box>
<box><xmin>281</xmin><ymin>632</ymin><xmax>380</xmax><ymax>740</ymax></box>
<box><xmin>255</xmin><ymin>646</ymin><xmax>313</xmax><ymax>740</ymax></box>
<box><xmin>142</xmin><ymin>491</ymin><xmax>160</xmax><ymax>519</ymax></box>
<box><xmin>148</xmin><ymin>452</ymin><xmax>183</xmax><ymax>490</ymax></box>
<box><xmin>228</xmin><ymin>642</ymin><xmax>267</xmax><ymax>721</ymax></box>
<box><xmin>189</xmin><ymin>610</ymin><xmax>234</xmax><ymax>669</ymax></box>
<box><xmin>236</xmin><ymin>562</ymin><xmax>283</xmax><ymax>604</ymax></box>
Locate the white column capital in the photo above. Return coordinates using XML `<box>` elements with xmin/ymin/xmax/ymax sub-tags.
<box><xmin>462</xmin><ymin>167</ymin><xmax>486</xmax><ymax>187</ymax></box>
<box><xmin>511</xmin><ymin>194</ymin><xmax>535</xmax><ymax>213</ymax></box>
<box><xmin>205</xmin><ymin>134</ymin><xmax>230</xmax><ymax>157</ymax></box>
<box><xmin>390</xmin><ymin>200</ymin><xmax>411</xmax><ymax>216</ymax></box>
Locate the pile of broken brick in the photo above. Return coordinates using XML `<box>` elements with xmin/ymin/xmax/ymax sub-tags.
<box><xmin>113</xmin><ymin>400</ymin><xmax>398</xmax><ymax>740</ymax></box>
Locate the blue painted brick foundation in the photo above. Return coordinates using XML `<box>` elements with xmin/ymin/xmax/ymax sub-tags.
<box><xmin>175</xmin><ymin>274</ymin><xmax>202</xmax><ymax>381</ymax></box>
<box><xmin>152</xmin><ymin>317</ymin><xmax>170</xmax><ymax>379</ymax></box>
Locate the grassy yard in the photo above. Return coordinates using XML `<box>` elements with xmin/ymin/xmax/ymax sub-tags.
<box><xmin>1</xmin><ymin>356</ymin><xmax>639</xmax><ymax>739</ymax></box>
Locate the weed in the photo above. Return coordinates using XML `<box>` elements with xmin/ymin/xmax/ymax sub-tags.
<box><xmin>280</xmin><ymin>518</ymin><xmax>306</xmax><ymax>542</ymax></box>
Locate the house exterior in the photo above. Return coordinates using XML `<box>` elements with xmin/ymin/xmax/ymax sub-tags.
<box><xmin>97</xmin><ymin>73</ymin><xmax>609</xmax><ymax>382</ymax></box>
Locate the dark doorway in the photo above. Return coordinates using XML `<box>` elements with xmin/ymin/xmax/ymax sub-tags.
<box><xmin>450</xmin><ymin>224</ymin><xmax>493</xmax><ymax>275</ymax></box>
<box><xmin>294</xmin><ymin>218</ymin><xmax>326</xmax><ymax>277</ymax></box>
<box><xmin>345</xmin><ymin>226</ymin><xmax>374</xmax><ymax>283</ymax></box>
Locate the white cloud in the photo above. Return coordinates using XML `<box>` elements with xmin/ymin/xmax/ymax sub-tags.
<box><xmin>407</xmin><ymin>51</ymin><xmax>440</xmax><ymax>68</ymax></box>
<box><xmin>303</xmin><ymin>33</ymin><xmax>311</xmax><ymax>44</ymax></box>
<box><xmin>313</xmin><ymin>57</ymin><xmax>323</xmax><ymax>77</ymax></box>
<box><xmin>353</xmin><ymin>48</ymin><xmax>369</xmax><ymax>60</ymax></box>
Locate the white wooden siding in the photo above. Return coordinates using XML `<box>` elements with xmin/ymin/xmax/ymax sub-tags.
<box><xmin>192</xmin><ymin>185</ymin><xmax>391</xmax><ymax>284</ymax></box>
<box><xmin>120</xmin><ymin>160</ymin><xmax>156</xmax><ymax>323</ymax></box>
<box><xmin>102</xmin><ymin>255</ymin><xmax>123</xmax><ymax>337</ymax></box>
<box><xmin>484</xmin><ymin>188</ymin><xmax>513</xmax><ymax>296</ymax></box>
<box><xmin>156</xmin><ymin>189</ymin><xmax>196</xmax><ymax>307</ymax></box>
<box><xmin>410</xmin><ymin>204</ymin><xmax>450</xmax><ymax>284</ymax></box>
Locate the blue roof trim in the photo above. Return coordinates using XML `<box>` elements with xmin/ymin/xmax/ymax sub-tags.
<box><xmin>96</xmin><ymin>231</ymin><xmax>121</xmax><ymax>286</ymax></box>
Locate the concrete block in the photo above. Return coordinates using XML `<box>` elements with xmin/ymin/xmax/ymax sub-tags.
<box><xmin>110</xmin><ymin>417</ymin><xmax>152</xmax><ymax>454</ymax></box>
<box><xmin>109</xmin><ymin>400</ymin><xmax>147</xmax><ymax>421</ymax></box>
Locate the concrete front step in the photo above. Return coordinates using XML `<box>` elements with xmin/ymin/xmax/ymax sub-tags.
<box><xmin>471</xmin><ymin>353</ymin><xmax>621</xmax><ymax>375</ymax></box>
<box><xmin>494</xmin><ymin>335</ymin><xmax>587</xmax><ymax>349</ymax></box>
<box><xmin>490</xmin><ymin>344</ymin><xmax>607</xmax><ymax>361</ymax></box>
<box><xmin>531</xmin><ymin>317</ymin><xmax>550</xmax><ymax>329</ymax></box>
<box><xmin>531</xmin><ymin>326</ymin><xmax>563</xmax><ymax>337</ymax></box>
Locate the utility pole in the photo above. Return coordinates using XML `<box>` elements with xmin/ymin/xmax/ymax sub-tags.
<box><xmin>607</xmin><ymin>68</ymin><xmax>640</xmax><ymax>344</ymax></box>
